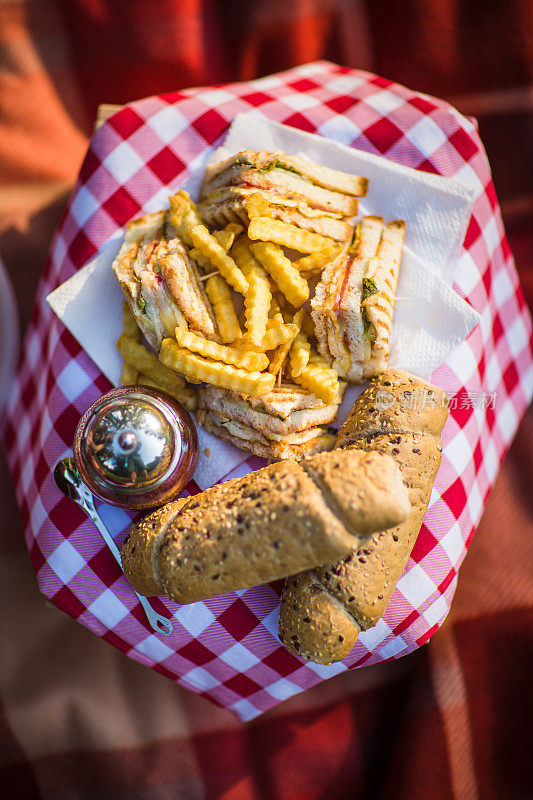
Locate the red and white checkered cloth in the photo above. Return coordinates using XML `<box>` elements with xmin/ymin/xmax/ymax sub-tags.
<box><xmin>2</xmin><ymin>61</ymin><xmax>532</xmax><ymax>720</ymax></box>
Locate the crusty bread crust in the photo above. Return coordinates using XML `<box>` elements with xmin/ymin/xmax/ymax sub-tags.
<box><xmin>278</xmin><ymin>369</ymin><xmax>449</xmax><ymax>664</ymax></box>
<box><xmin>120</xmin><ymin>449</ymin><xmax>410</xmax><ymax>605</ymax></box>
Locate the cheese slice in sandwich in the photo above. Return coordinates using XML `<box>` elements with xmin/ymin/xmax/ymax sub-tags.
<box><xmin>197</xmin><ymin>383</ymin><xmax>346</xmax><ymax>461</ymax></box>
<box><xmin>311</xmin><ymin>216</ymin><xmax>406</xmax><ymax>382</ymax></box>
<box><xmin>200</xmin><ymin>150</ymin><xmax>367</xmax><ymax>219</ymax></box>
<box><xmin>112</xmin><ymin>211</ymin><xmax>218</xmax><ymax>350</ymax></box>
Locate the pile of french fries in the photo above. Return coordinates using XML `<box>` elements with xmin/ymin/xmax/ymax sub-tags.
<box><xmin>118</xmin><ymin>189</ymin><xmax>345</xmax><ymax>406</ymax></box>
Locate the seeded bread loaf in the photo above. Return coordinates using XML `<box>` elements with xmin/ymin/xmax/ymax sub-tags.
<box><xmin>121</xmin><ymin>448</ymin><xmax>410</xmax><ymax>605</ymax></box>
<box><xmin>278</xmin><ymin>369</ymin><xmax>448</xmax><ymax>664</ymax></box>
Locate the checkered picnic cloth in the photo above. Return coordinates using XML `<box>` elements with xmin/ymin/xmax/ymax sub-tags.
<box><xmin>2</xmin><ymin>61</ymin><xmax>532</xmax><ymax>721</ymax></box>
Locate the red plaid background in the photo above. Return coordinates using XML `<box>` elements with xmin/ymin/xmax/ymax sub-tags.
<box><xmin>1</xmin><ymin>61</ymin><xmax>532</xmax><ymax>720</ymax></box>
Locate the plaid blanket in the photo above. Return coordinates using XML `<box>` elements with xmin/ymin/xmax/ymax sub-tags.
<box><xmin>0</xmin><ymin>1</ymin><xmax>532</xmax><ymax>797</ymax></box>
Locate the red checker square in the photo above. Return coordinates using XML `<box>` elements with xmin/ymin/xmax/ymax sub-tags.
<box><xmin>492</xmin><ymin>312</ymin><xmax>504</xmax><ymax>345</ymax></box>
<box><xmin>393</xmin><ymin>609</ymin><xmax>419</xmax><ymax>636</ymax></box>
<box><xmin>192</xmin><ymin>108</ymin><xmax>229</xmax><ymax>144</ymax></box>
<box><xmin>147</xmin><ymin>147</ymin><xmax>186</xmax><ymax>184</ymax></box>
<box><xmin>485</xmin><ymin>179</ymin><xmax>498</xmax><ymax>210</ymax></box>
<box><xmin>52</xmin><ymin>585</ymin><xmax>86</xmax><ymax>620</ymax></box>
<box><xmin>417</xmin><ymin>623</ymin><xmax>440</xmax><ymax>647</ymax></box>
<box><xmin>263</xmin><ymin>645</ymin><xmax>302</xmax><ymax>677</ymax></box>
<box><xmin>35</xmin><ymin>452</ymin><xmax>49</xmax><ymax>491</ymax></box>
<box><xmin>224</xmin><ymin>673</ymin><xmax>262</xmax><ymax>698</ymax></box>
<box><xmin>2</xmin><ymin>417</ymin><xmax>15</xmax><ymax>451</ymax></box>
<box><xmin>282</xmin><ymin>112</ymin><xmax>316</xmax><ymax>133</ymax></box>
<box><xmin>288</xmin><ymin>78</ymin><xmax>319</xmax><ymax>92</ymax></box>
<box><xmin>88</xmin><ymin>547</ymin><xmax>123</xmax><ymax>585</ymax></box>
<box><xmin>463</xmin><ymin>215</ymin><xmax>482</xmax><ymax>251</ymax></box>
<box><xmin>363</xmin><ymin>117</ymin><xmax>403</xmax><ymax>153</ymax></box>
<box><xmin>217</xmin><ymin>598</ymin><xmax>259</xmax><ymax>640</ymax></box>
<box><xmin>502</xmin><ymin>361</ymin><xmax>520</xmax><ymax>395</ymax></box>
<box><xmin>53</xmin><ymin>404</ymin><xmax>82</xmax><ymax>447</ymax></box>
<box><xmin>409</xmin><ymin>96</ymin><xmax>437</xmax><ymax>114</ymax></box>
<box><xmin>79</xmin><ymin>149</ymin><xmax>102</xmax><ymax>184</ymax></box>
<box><xmin>241</xmin><ymin>91</ymin><xmax>273</xmax><ymax>107</ymax></box>
<box><xmin>438</xmin><ymin>567</ymin><xmax>457</xmax><ymax>596</ymax></box>
<box><xmin>21</xmin><ymin>375</ymin><xmax>36</xmax><ymax>409</ymax></box>
<box><xmin>67</xmin><ymin>229</ymin><xmax>97</xmax><ymax>269</ymax></box>
<box><xmin>370</xmin><ymin>75</ymin><xmax>393</xmax><ymax>89</ymax></box>
<box><xmin>60</xmin><ymin>328</ymin><xmax>83</xmax><ymax>359</ymax></box>
<box><xmin>472</xmin><ymin>440</ymin><xmax>484</xmax><ymax>472</ymax></box>
<box><xmin>441</xmin><ymin>477</ymin><xmax>468</xmax><ymax>515</ymax></box>
<box><xmin>101</xmin><ymin>629</ymin><xmax>131</xmax><ymax>654</ymax></box>
<box><xmin>501</xmin><ymin>235</ymin><xmax>512</xmax><ymax>262</ymax></box>
<box><xmin>418</xmin><ymin>158</ymin><xmax>439</xmax><ymax>175</ymax></box>
<box><xmin>49</xmin><ymin>496</ymin><xmax>86</xmax><ymax>537</ymax></box>
<box><xmin>450</xmin><ymin>390</ymin><xmax>476</xmax><ymax>426</ymax></box>
<box><xmin>108</xmin><ymin>107</ymin><xmax>145</xmax><ymax>139</ymax></box>
<box><xmin>102</xmin><ymin>187</ymin><xmax>142</xmax><ymax>226</ymax></box>
<box><xmin>410</xmin><ymin>525</ymin><xmax>439</xmax><ymax>562</ymax></box>
<box><xmin>95</xmin><ymin>372</ymin><xmax>112</xmax><ymax>394</ymax></box>
<box><xmin>325</xmin><ymin>95</ymin><xmax>358</xmax><ymax>114</ymax></box>
<box><xmin>178</xmin><ymin>639</ymin><xmax>216</xmax><ymax>667</ymax></box>
<box><xmin>29</xmin><ymin>539</ymin><xmax>47</xmax><ymax>573</ymax></box>
<box><xmin>448</xmin><ymin>128</ymin><xmax>478</xmax><ymax>161</ymax></box>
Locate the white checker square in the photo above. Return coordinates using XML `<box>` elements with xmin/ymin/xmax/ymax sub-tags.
<box><xmin>56</xmin><ymin>359</ymin><xmax>93</xmax><ymax>400</ymax></box>
<box><xmin>445</xmin><ymin>342</ymin><xmax>479</xmax><ymax>385</ymax></box>
<box><xmin>265</xmin><ymin>678</ymin><xmax>301</xmax><ymax>701</ymax></box>
<box><xmin>358</xmin><ymin>617</ymin><xmax>392</xmax><ymax>651</ymax></box>
<box><xmin>103</xmin><ymin>141</ymin><xmax>144</xmax><ymax>183</ymax></box>
<box><xmin>397</xmin><ymin>564</ymin><xmax>437</xmax><ymax>607</ymax></box>
<box><xmin>406</xmin><ymin>115</ymin><xmax>448</xmax><ymax>156</ymax></box>
<box><xmin>306</xmin><ymin>660</ymin><xmax>346</xmax><ymax>679</ymax></box>
<box><xmin>230</xmin><ymin>698</ymin><xmax>259</xmax><ymax>721</ymax></box>
<box><xmin>319</xmin><ymin>116</ymin><xmax>361</xmax><ymax>145</ymax></box>
<box><xmin>325</xmin><ymin>75</ymin><xmax>364</xmax><ymax>95</ymax></box>
<box><xmin>498</xmin><ymin>400</ymin><xmax>518</xmax><ymax>441</ymax></box>
<box><xmin>364</xmin><ymin>90</ymin><xmax>405</xmax><ymax>116</ymax></box>
<box><xmin>454</xmin><ymin>250</ymin><xmax>482</xmax><ymax>298</ymax></box>
<box><xmin>199</xmin><ymin>89</ymin><xmax>236</xmax><ymax>106</ymax></box>
<box><xmin>492</xmin><ymin>264</ymin><xmax>515</xmax><ymax>306</ymax></box>
<box><xmin>485</xmin><ymin>352</ymin><xmax>502</xmax><ymax>392</ymax></box>
<box><xmin>25</xmin><ymin>333</ymin><xmax>41</xmax><ymax>372</ymax></box>
<box><xmin>183</xmin><ymin>666</ymin><xmax>219</xmax><ymax>691</ymax></box>
<box><xmin>506</xmin><ymin>316</ymin><xmax>529</xmax><ymax>359</ymax></box>
<box><xmin>69</xmin><ymin>185</ymin><xmax>100</xmax><ymax>228</ymax></box>
<box><xmin>219</xmin><ymin>643</ymin><xmax>260</xmax><ymax>672</ymax></box>
<box><xmin>16</xmin><ymin>415</ymin><xmax>30</xmax><ymax>453</ymax></box>
<box><xmin>135</xmin><ymin>635</ymin><xmax>175</xmax><ymax>662</ymax></box>
<box><xmin>483</xmin><ymin>438</ymin><xmax>500</xmax><ymax>483</ymax></box>
<box><xmin>482</xmin><ymin>215</ymin><xmax>501</xmax><ymax>259</ymax></box>
<box><xmin>445</xmin><ymin>428</ymin><xmax>474</xmax><ymax>476</ymax></box>
<box><xmin>260</xmin><ymin>606</ymin><xmax>280</xmax><ymax>639</ymax></box>
<box><xmin>379</xmin><ymin>637</ymin><xmax>408</xmax><ymax>659</ymax></box>
<box><xmin>283</xmin><ymin>93</ymin><xmax>319</xmax><ymax>111</ymax></box>
<box><xmin>30</xmin><ymin>494</ymin><xmax>47</xmax><ymax>535</ymax></box>
<box><xmin>439</xmin><ymin>520</ymin><xmax>466</xmax><ymax>565</ymax></box>
<box><xmin>51</xmin><ymin>234</ymin><xmax>67</xmax><ymax>266</ymax></box>
<box><xmin>20</xmin><ymin>457</ymin><xmax>34</xmax><ymax>495</ymax></box>
<box><xmin>423</xmin><ymin>595</ymin><xmax>449</xmax><ymax>628</ymax></box>
<box><xmin>451</xmin><ymin>162</ymin><xmax>482</xmax><ymax>195</ymax></box>
<box><xmin>148</xmin><ymin>106</ymin><xmax>190</xmax><ymax>143</ymax></box>
<box><xmin>177</xmin><ymin>602</ymin><xmax>215</xmax><ymax>637</ymax></box>
<box><xmin>48</xmin><ymin>539</ymin><xmax>86</xmax><ymax>584</ymax></box>
<box><xmin>88</xmin><ymin>588</ymin><xmax>129</xmax><ymax>629</ymax></box>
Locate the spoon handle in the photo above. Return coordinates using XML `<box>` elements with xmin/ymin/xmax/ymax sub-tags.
<box><xmin>81</xmin><ymin>488</ymin><xmax>173</xmax><ymax>637</ymax></box>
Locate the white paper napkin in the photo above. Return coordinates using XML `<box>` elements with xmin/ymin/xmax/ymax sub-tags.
<box><xmin>47</xmin><ymin>111</ymin><xmax>480</xmax><ymax>489</ymax></box>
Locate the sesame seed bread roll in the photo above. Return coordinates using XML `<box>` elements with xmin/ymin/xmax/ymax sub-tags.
<box><xmin>121</xmin><ymin>448</ymin><xmax>410</xmax><ymax>605</ymax></box>
<box><xmin>278</xmin><ymin>369</ymin><xmax>448</xmax><ymax>664</ymax></box>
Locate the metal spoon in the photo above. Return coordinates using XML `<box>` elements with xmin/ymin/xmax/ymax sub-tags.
<box><xmin>53</xmin><ymin>457</ymin><xmax>173</xmax><ymax>637</ymax></box>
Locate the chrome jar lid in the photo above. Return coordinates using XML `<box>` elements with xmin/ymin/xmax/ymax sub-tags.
<box><xmin>74</xmin><ymin>385</ymin><xmax>197</xmax><ymax>509</ymax></box>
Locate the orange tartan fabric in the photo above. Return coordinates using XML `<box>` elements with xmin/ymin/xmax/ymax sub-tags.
<box><xmin>0</xmin><ymin>1</ymin><xmax>531</xmax><ymax>798</ymax></box>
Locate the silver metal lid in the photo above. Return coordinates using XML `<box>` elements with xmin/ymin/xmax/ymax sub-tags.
<box><xmin>74</xmin><ymin>386</ymin><xmax>198</xmax><ymax>509</ymax></box>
